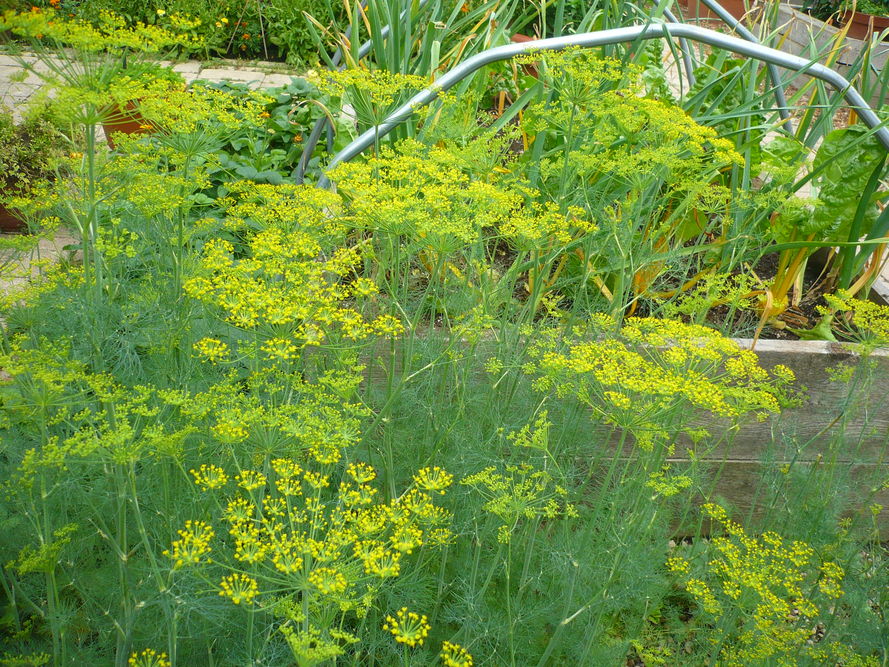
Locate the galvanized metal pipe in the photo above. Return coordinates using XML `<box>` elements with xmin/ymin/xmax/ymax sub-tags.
<box><xmin>318</xmin><ymin>23</ymin><xmax>889</xmax><ymax>188</ymax></box>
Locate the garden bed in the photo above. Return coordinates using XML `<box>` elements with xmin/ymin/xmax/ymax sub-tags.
<box><xmin>2</xmin><ymin>5</ymin><xmax>889</xmax><ymax>665</ymax></box>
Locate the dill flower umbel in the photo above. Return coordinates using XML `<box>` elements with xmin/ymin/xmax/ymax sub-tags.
<box><xmin>531</xmin><ymin>316</ymin><xmax>799</xmax><ymax>451</ymax></box>
<box><xmin>308</xmin><ymin>566</ymin><xmax>348</xmax><ymax>595</ymax></box>
<box><xmin>219</xmin><ymin>572</ymin><xmax>260</xmax><ymax>605</ymax></box>
<box><xmin>462</xmin><ymin>463</ymin><xmax>577</xmax><ymax>543</ymax></box>
<box><xmin>236</xmin><ymin>469</ymin><xmax>267</xmax><ymax>491</ymax></box>
<box><xmin>128</xmin><ymin>648</ymin><xmax>171</xmax><ymax>667</ymax></box>
<box><xmin>440</xmin><ymin>641</ymin><xmax>474</xmax><ymax>666</ymax></box>
<box><xmin>190</xmin><ymin>463</ymin><xmax>228</xmax><ymax>490</ymax></box>
<box><xmin>193</xmin><ymin>337</ymin><xmax>229</xmax><ymax>362</ymax></box>
<box><xmin>413</xmin><ymin>466</ymin><xmax>454</xmax><ymax>494</ymax></box>
<box><xmin>163</xmin><ymin>520</ymin><xmax>214</xmax><ymax>569</ymax></box>
<box><xmin>383</xmin><ymin>607</ymin><xmax>431</xmax><ymax>647</ymax></box>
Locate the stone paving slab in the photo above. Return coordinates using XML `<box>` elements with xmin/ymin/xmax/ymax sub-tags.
<box><xmin>0</xmin><ymin>53</ymin><xmax>302</xmax><ymax>110</ymax></box>
<box><xmin>0</xmin><ymin>230</ymin><xmax>79</xmax><ymax>298</ymax></box>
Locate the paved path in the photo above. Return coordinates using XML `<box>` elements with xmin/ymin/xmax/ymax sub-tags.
<box><xmin>0</xmin><ymin>53</ymin><xmax>301</xmax><ymax>115</ymax></box>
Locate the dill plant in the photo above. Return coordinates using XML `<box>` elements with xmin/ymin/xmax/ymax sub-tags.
<box><xmin>1</xmin><ymin>39</ymin><xmax>889</xmax><ymax>667</ymax></box>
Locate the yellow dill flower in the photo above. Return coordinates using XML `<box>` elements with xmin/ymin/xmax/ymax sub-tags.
<box><xmin>234</xmin><ymin>524</ymin><xmax>267</xmax><ymax>564</ymax></box>
<box><xmin>261</xmin><ymin>337</ymin><xmax>300</xmax><ymax>361</ymax></box>
<box><xmin>163</xmin><ymin>520</ymin><xmax>214</xmax><ymax>569</ymax></box>
<box><xmin>364</xmin><ymin>548</ymin><xmax>402</xmax><ymax>578</ymax></box>
<box><xmin>413</xmin><ymin>466</ymin><xmax>454</xmax><ymax>494</ymax></box>
<box><xmin>276</xmin><ymin>475</ymin><xmax>303</xmax><ymax>497</ymax></box>
<box><xmin>686</xmin><ymin>578</ymin><xmax>722</xmax><ymax>615</ymax></box>
<box><xmin>338</xmin><ymin>481</ymin><xmax>377</xmax><ymax>507</ymax></box>
<box><xmin>819</xmin><ymin>561</ymin><xmax>845</xmax><ymax>598</ymax></box>
<box><xmin>308</xmin><ymin>566</ymin><xmax>348</xmax><ymax>595</ymax></box>
<box><xmin>645</xmin><ymin>467</ymin><xmax>692</xmax><ymax>498</ymax></box>
<box><xmin>224</xmin><ymin>497</ymin><xmax>255</xmax><ymax>524</ymax></box>
<box><xmin>389</xmin><ymin>521</ymin><xmax>423</xmax><ymax>554</ymax></box>
<box><xmin>672</xmin><ymin>503</ymin><xmax>851</xmax><ymax>664</ymax></box>
<box><xmin>280</xmin><ymin>624</ymin><xmax>357</xmax><ymax>665</ymax></box>
<box><xmin>236</xmin><ymin>469</ymin><xmax>267</xmax><ymax>491</ymax></box>
<box><xmin>190</xmin><ymin>463</ymin><xmax>229</xmax><ymax>490</ymax></box>
<box><xmin>666</xmin><ymin>555</ymin><xmax>690</xmax><ymax>575</ymax></box>
<box><xmin>462</xmin><ymin>463</ymin><xmax>574</xmax><ymax>531</ymax></box>
<box><xmin>303</xmin><ymin>471</ymin><xmax>330</xmax><ymax>489</ymax></box>
<box><xmin>824</xmin><ymin>289</ymin><xmax>889</xmax><ymax>347</ymax></box>
<box><xmin>603</xmin><ymin>391</ymin><xmax>632</xmax><ymax>410</ymax></box>
<box><xmin>533</xmin><ymin>317</ymin><xmax>798</xmax><ymax>449</ymax></box>
<box><xmin>383</xmin><ymin>607</ymin><xmax>431</xmax><ymax>647</ymax></box>
<box><xmin>272</xmin><ymin>458</ymin><xmax>303</xmax><ymax>478</ymax></box>
<box><xmin>346</xmin><ymin>462</ymin><xmax>376</xmax><ymax>483</ymax></box>
<box><xmin>270</xmin><ymin>539</ymin><xmax>304</xmax><ymax>574</ymax></box>
<box><xmin>219</xmin><ymin>573</ymin><xmax>259</xmax><ymax>605</ymax></box>
<box><xmin>193</xmin><ymin>337</ymin><xmax>229</xmax><ymax>362</ymax></box>
<box><xmin>440</xmin><ymin>641</ymin><xmax>474</xmax><ymax>667</ymax></box>
<box><xmin>128</xmin><ymin>648</ymin><xmax>171</xmax><ymax>667</ymax></box>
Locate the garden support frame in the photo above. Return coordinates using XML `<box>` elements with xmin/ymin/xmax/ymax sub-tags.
<box><xmin>317</xmin><ymin>23</ymin><xmax>889</xmax><ymax>188</ymax></box>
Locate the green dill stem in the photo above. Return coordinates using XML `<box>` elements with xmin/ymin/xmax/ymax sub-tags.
<box><xmin>113</xmin><ymin>464</ymin><xmax>134</xmax><ymax>667</ymax></box>
<box><xmin>505</xmin><ymin>538</ymin><xmax>516</xmax><ymax>667</ymax></box>
<box><xmin>477</xmin><ymin>541</ymin><xmax>505</xmax><ymax>601</ymax></box>
<box><xmin>588</xmin><ymin>428</ymin><xmax>629</xmax><ymax>516</ymax></box>
<box><xmin>432</xmin><ymin>542</ymin><xmax>449</xmax><ymax>626</ymax></box>
<box><xmin>516</xmin><ymin>517</ymin><xmax>541</xmax><ymax>605</ymax></box>
<box><xmin>40</xmin><ymin>476</ymin><xmax>63</xmax><ymax>666</ymax></box>
<box><xmin>126</xmin><ymin>462</ymin><xmax>178</xmax><ymax>664</ymax></box>
<box><xmin>0</xmin><ymin>568</ymin><xmax>20</xmax><ymax>634</ymax></box>
<box><xmin>84</xmin><ymin>121</ymin><xmax>104</xmax><ymax>312</ymax></box>
<box><xmin>558</xmin><ymin>104</ymin><xmax>577</xmax><ymax>201</ymax></box>
<box><xmin>247</xmin><ymin>604</ymin><xmax>255</xmax><ymax>661</ymax></box>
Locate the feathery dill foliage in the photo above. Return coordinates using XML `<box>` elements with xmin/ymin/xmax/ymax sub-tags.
<box><xmin>0</xmin><ymin>36</ymin><xmax>887</xmax><ymax>667</ymax></box>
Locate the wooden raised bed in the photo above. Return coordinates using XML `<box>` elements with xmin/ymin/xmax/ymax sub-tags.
<box><xmin>687</xmin><ymin>338</ymin><xmax>889</xmax><ymax>529</ymax></box>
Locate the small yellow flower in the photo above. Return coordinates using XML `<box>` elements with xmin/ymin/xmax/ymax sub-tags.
<box><xmin>194</xmin><ymin>337</ymin><xmax>229</xmax><ymax>363</ymax></box>
<box><xmin>163</xmin><ymin>520</ymin><xmax>214</xmax><ymax>569</ymax></box>
<box><xmin>308</xmin><ymin>566</ymin><xmax>348</xmax><ymax>595</ymax></box>
<box><xmin>219</xmin><ymin>573</ymin><xmax>259</xmax><ymax>605</ymax></box>
<box><xmin>346</xmin><ymin>462</ymin><xmax>376</xmax><ymax>483</ymax></box>
<box><xmin>190</xmin><ymin>463</ymin><xmax>229</xmax><ymax>490</ymax></box>
<box><xmin>383</xmin><ymin>607</ymin><xmax>431</xmax><ymax>647</ymax></box>
<box><xmin>413</xmin><ymin>466</ymin><xmax>453</xmax><ymax>494</ymax></box>
<box><xmin>156</xmin><ymin>9</ymin><xmax>166</xmax><ymax>16</ymax></box>
<box><xmin>221</xmin><ymin>17</ymin><xmax>229</xmax><ymax>24</ymax></box>
<box><xmin>440</xmin><ymin>641</ymin><xmax>473</xmax><ymax>667</ymax></box>
<box><xmin>128</xmin><ymin>648</ymin><xmax>171</xmax><ymax>667</ymax></box>
<box><xmin>236</xmin><ymin>469</ymin><xmax>267</xmax><ymax>491</ymax></box>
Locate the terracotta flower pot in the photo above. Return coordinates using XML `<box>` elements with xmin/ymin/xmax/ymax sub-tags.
<box><xmin>102</xmin><ymin>100</ymin><xmax>152</xmax><ymax>149</ymax></box>
<box><xmin>511</xmin><ymin>34</ymin><xmax>540</xmax><ymax>78</ymax></box>
<box><xmin>838</xmin><ymin>9</ymin><xmax>889</xmax><ymax>40</ymax></box>
<box><xmin>0</xmin><ymin>179</ymin><xmax>29</xmax><ymax>234</ymax></box>
<box><xmin>0</xmin><ymin>202</ymin><xmax>26</xmax><ymax>233</ymax></box>
<box><xmin>685</xmin><ymin>0</ymin><xmax>749</xmax><ymax>21</ymax></box>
